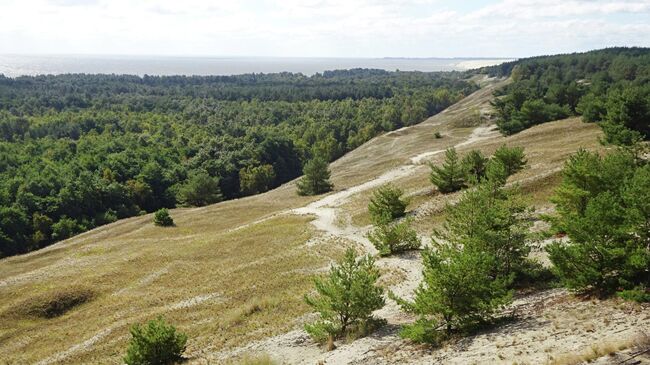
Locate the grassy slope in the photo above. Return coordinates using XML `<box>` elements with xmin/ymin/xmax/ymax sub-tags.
<box><xmin>0</xmin><ymin>77</ymin><xmax>608</xmax><ymax>364</ymax></box>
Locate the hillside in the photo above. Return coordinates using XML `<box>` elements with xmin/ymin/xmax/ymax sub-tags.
<box><xmin>1</xmin><ymin>77</ymin><xmax>648</xmax><ymax>365</ymax></box>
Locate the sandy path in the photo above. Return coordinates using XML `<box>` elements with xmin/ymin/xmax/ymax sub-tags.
<box><xmin>203</xmin><ymin>124</ymin><xmax>503</xmax><ymax>364</ymax></box>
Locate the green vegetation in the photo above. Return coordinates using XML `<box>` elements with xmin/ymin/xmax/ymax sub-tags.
<box><xmin>153</xmin><ymin>208</ymin><xmax>174</xmax><ymax>227</ymax></box>
<box><xmin>124</xmin><ymin>316</ymin><xmax>187</xmax><ymax>365</ymax></box>
<box><xmin>429</xmin><ymin>148</ymin><xmax>466</xmax><ymax>193</ymax></box>
<box><xmin>367</xmin><ymin>184</ymin><xmax>408</xmax><ymax>225</ymax></box>
<box><xmin>396</xmin><ymin>242</ymin><xmax>512</xmax><ymax>343</ymax></box>
<box><xmin>484</xmin><ymin>47</ymin><xmax>650</xmax><ymax>143</ymax></box>
<box><xmin>430</xmin><ymin>146</ymin><xmax>527</xmax><ymax>194</ymax></box>
<box><xmin>367</xmin><ymin>218</ymin><xmax>421</xmax><ymax>256</ymax></box>
<box><xmin>304</xmin><ymin>248</ymin><xmax>385</xmax><ymax>343</ymax></box>
<box><xmin>492</xmin><ymin>145</ymin><xmax>527</xmax><ymax>177</ymax></box>
<box><xmin>547</xmin><ymin>148</ymin><xmax>650</xmax><ymax>296</ymax></box>
<box><xmin>0</xmin><ymin>70</ymin><xmax>475</xmax><ymax>257</ymax></box>
<box><xmin>396</xmin><ymin>169</ymin><xmax>534</xmax><ymax>343</ymax></box>
<box><xmin>296</xmin><ymin>156</ymin><xmax>333</xmax><ymax>196</ymax></box>
<box><xmin>461</xmin><ymin>149</ymin><xmax>489</xmax><ymax>183</ymax></box>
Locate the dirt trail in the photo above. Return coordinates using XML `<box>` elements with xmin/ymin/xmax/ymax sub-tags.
<box><xmin>205</xmin><ymin>123</ymin><xmax>502</xmax><ymax>364</ymax></box>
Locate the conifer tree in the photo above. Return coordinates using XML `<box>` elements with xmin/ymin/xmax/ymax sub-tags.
<box><xmin>368</xmin><ymin>184</ymin><xmax>408</xmax><ymax>225</ymax></box>
<box><xmin>547</xmin><ymin>148</ymin><xmax>650</xmax><ymax>295</ymax></box>
<box><xmin>429</xmin><ymin>147</ymin><xmax>466</xmax><ymax>193</ymax></box>
<box><xmin>462</xmin><ymin>149</ymin><xmax>489</xmax><ymax>183</ymax></box>
<box><xmin>304</xmin><ymin>248</ymin><xmax>385</xmax><ymax>342</ymax></box>
<box><xmin>492</xmin><ymin>145</ymin><xmax>527</xmax><ymax>177</ymax></box>
<box><xmin>297</xmin><ymin>156</ymin><xmax>333</xmax><ymax>196</ymax></box>
<box><xmin>396</xmin><ymin>242</ymin><xmax>512</xmax><ymax>342</ymax></box>
<box><xmin>367</xmin><ymin>218</ymin><xmax>421</xmax><ymax>256</ymax></box>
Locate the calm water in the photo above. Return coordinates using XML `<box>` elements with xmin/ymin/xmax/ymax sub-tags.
<box><xmin>0</xmin><ymin>55</ymin><xmax>512</xmax><ymax>77</ymax></box>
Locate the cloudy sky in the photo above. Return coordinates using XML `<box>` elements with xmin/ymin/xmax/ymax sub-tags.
<box><xmin>0</xmin><ymin>0</ymin><xmax>648</xmax><ymax>58</ymax></box>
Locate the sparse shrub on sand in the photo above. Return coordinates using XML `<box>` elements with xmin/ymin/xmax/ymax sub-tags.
<box><xmin>124</xmin><ymin>316</ymin><xmax>187</xmax><ymax>365</ymax></box>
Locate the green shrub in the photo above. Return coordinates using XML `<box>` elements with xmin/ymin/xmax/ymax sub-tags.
<box><xmin>177</xmin><ymin>172</ymin><xmax>223</xmax><ymax>207</ymax></box>
<box><xmin>429</xmin><ymin>147</ymin><xmax>466</xmax><ymax>193</ymax></box>
<box><xmin>434</xmin><ymin>131</ymin><xmax>442</xmax><ymax>139</ymax></box>
<box><xmin>395</xmin><ymin>243</ymin><xmax>512</xmax><ymax>338</ymax></box>
<box><xmin>617</xmin><ymin>288</ymin><xmax>650</xmax><ymax>303</ymax></box>
<box><xmin>304</xmin><ymin>248</ymin><xmax>384</xmax><ymax>342</ymax></box>
<box><xmin>461</xmin><ymin>149</ymin><xmax>489</xmax><ymax>183</ymax></box>
<box><xmin>153</xmin><ymin>208</ymin><xmax>174</xmax><ymax>227</ymax></box>
<box><xmin>240</xmin><ymin>164</ymin><xmax>276</xmax><ymax>195</ymax></box>
<box><xmin>368</xmin><ymin>184</ymin><xmax>408</xmax><ymax>225</ymax></box>
<box><xmin>548</xmin><ymin>149</ymin><xmax>650</xmax><ymax>296</ymax></box>
<box><xmin>124</xmin><ymin>316</ymin><xmax>187</xmax><ymax>365</ymax></box>
<box><xmin>297</xmin><ymin>156</ymin><xmax>333</xmax><ymax>196</ymax></box>
<box><xmin>492</xmin><ymin>144</ymin><xmax>527</xmax><ymax>177</ymax></box>
<box><xmin>51</xmin><ymin>217</ymin><xmax>84</xmax><ymax>241</ymax></box>
<box><xmin>367</xmin><ymin>218</ymin><xmax>421</xmax><ymax>256</ymax></box>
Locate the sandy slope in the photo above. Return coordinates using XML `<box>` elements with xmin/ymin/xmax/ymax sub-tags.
<box><xmin>3</xmin><ymin>76</ymin><xmax>644</xmax><ymax>365</ymax></box>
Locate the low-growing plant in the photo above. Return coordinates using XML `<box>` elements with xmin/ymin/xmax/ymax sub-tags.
<box><xmin>616</xmin><ymin>288</ymin><xmax>650</xmax><ymax>303</ymax></box>
<box><xmin>492</xmin><ymin>144</ymin><xmax>527</xmax><ymax>177</ymax></box>
<box><xmin>304</xmin><ymin>248</ymin><xmax>385</xmax><ymax>343</ymax></box>
<box><xmin>368</xmin><ymin>184</ymin><xmax>408</xmax><ymax>225</ymax></box>
<box><xmin>434</xmin><ymin>131</ymin><xmax>442</xmax><ymax>139</ymax></box>
<box><xmin>462</xmin><ymin>149</ymin><xmax>489</xmax><ymax>183</ymax></box>
<box><xmin>367</xmin><ymin>218</ymin><xmax>421</xmax><ymax>256</ymax></box>
<box><xmin>429</xmin><ymin>147</ymin><xmax>466</xmax><ymax>193</ymax></box>
<box><xmin>124</xmin><ymin>316</ymin><xmax>187</xmax><ymax>365</ymax></box>
<box><xmin>153</xmin><ymin>208</ymin><xmax>174</xmax><ymax>227</ymax></box>
<box><xmin>395</xmin><ymin>242</ymin><xmax>512</xmax><ymax>341</ymax></box>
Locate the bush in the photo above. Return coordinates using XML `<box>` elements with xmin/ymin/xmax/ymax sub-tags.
<box><xmin>124</xmin><ymin>316</ymin><xmax>187</xmax><ymax>365</ymax></box>
<box><xmin>240</xmin><ymin>164</ymin><xmax>276</xmax><ymax>195</ymax></box>
<box><xmin>461</xmin><ymin>149</ymin><xmax>489</xmax><ymax>183</ymax></box>
<box><xmin>367</xmin><ymin>218</ymin><xmax>421</xmax><ymax>256</ymax></box>
<box><xmin>438</xmin><ymin>179</ymin><xmax>533</xmax><ymax>279</ymax></box>
<box><xmin>429</xmin><ymin>147</ymin><xmax>466</xmax><ymax>193</ymax></box>
<box><xmin>177</xmin><ymin>172</ymin><xmax>223</xmax><ymax>207</ymax></box>
<box><xmin>395</xmin><ymin>242</ymin><xmax>512</xmax><ymax>338</ymax></box>
<box><xmin>51</xmin><ymin>217</ymin><xmax>84</xmax><ymax>241</ymax></box>
<box><xmin>492</xmin><ymin>144</ymin><xmax>527</xmax><ymax>177</ymax></box>
<box><xmin>153</xmin><ymin>208</ymin><xmax>174</xmax><ymax>227</ymax></box>
<box><xmin>434</xmin><ymin>131</ymin><xmax>442</xmax><ymax>139</ymax></box>
<box><xmin>368</xmin><ymin>184</ymin><xmax>408</xmax><ymax>225</ymax></box>
<box><xmin>304</xmin><ymin>248</ymin><xmax>385</xmax><ymax>342</ymax></box>
<box><xmin>548</xmin><ymin>148</ymin><xmax>650</xmax><ymax>296</ymax></box>
<box><xmin>617</xmin><ymin>288</ymin><xmax>650</xmax><ymax>303</ymax></box>
<box><xmin>297</xmin><ymin>156</ymin><xmax>333</xmax><ymax>196</ymax></box>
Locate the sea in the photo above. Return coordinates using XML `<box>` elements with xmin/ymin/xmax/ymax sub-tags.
<box><xmin>0</xmin><ymin>55</ymin><xmax>512</xmax><ymax>77</ymax></box>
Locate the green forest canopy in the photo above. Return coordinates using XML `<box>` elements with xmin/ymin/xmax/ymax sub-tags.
<box><xmin>0</xmin><ymin>69</ymin><xmax>475</xmax><ymax>257</ymax></box>
<box><xmin>481</xmin><ymin>47</ymin><xmax>650</xmax><ymax>142</ymax></box>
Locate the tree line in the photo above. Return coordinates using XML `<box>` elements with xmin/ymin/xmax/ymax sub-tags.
<box><xmin>482</xmin><ymin>47</ymin><xmax>649</xmax><ymax>144</ymax></box>
<box><xmin>0</xmin><ymin>69</ymin><xmax>476</xmax><ymax>257</ymax></box>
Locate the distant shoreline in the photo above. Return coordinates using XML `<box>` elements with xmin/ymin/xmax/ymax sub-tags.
<box><xmin>0</xmin><ymin>55</ymin><xmax>513</xmax><ymax>77</ymax></box>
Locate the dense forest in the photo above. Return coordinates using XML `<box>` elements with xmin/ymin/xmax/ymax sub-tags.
<box><xmin>0</xmin><ymin>69</ymin><xmax>476</xmax><ymax>257</ymax></box>
<box><xmin>482</xmin><ymin>47</ymin><xmax>650</xmax><ymax>143</ymax></box>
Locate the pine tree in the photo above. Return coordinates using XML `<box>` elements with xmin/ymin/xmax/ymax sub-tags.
<box><xmin>547</xmin><ymin>148</ymin><xmax>650</xmax><ymax>295</ymax></box>
<box><xmin>462</xmin><ymin>149</ymin><xmax>489</xmax><ymax>183</ymax></box>
<box><xmin>368</xmin><ymin>184</ymin><xmax>408</xmax><ymax>225</ymax></box>
<box><xmin>396</xmin><ymin>242</ymin><xmax>512</xmax><ymax>342</ymax></box>
<box><xmin>177</xmin><ymin>172</ymin><xmax>222</xmax><ymax>207</ymax></box>
<box><xmin>367</xmin><ymin>218</ymin><xmax>421</xmax><ymax>256</ymax></box>
<box><xmin>297</xmin><ymin>156</ymin><xmax>333</xmax><ymax>196</ymax></box>
<box><xmin>304</xmin><ymin>248</ymin><xmax>385</xmax><ymax>342</ymax></box>
<box><xmin>439</xmin><ymin>180</ymin><xmax>532</xmax><ymax>279</ymax></box>
<box><xmin>492</xmin><ymin>145</ymin><xmax>527</xmax><ymax>177</ymax></box>
<box><xmin>124</xmin><ymin>316</ymin><xmax>187</xmax><ymax>365</ymax></box>
<box><xmin>429</xmin><ymin>147</ymin><xmax>466</xmax><ymax>193</ymax></box>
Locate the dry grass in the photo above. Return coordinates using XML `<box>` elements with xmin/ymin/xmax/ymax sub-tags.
<box><xmin>0</xmin><ymin>215</ymin><xmax>345</xmax><ymax>364</ymax></box>
<box><xmin>547</xmin><ymin>337</ymin><xmax>637</xmax><ymax>365</ymax></box>
<box><xmin>0</xmin><ymin>78</ymin><xmax>608</xmax><ymax>364</ymax></box>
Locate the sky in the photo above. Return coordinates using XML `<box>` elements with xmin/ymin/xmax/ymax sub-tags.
<box><xmin>0</xmin><ymin>0</ymin><xmax>649</xmax><ymax>58</ymax></box>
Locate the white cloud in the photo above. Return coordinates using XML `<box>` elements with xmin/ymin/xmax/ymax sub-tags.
<box><xmin>0</xmin><ymin>0</ymin><xmax>648</xmax><ymax>57</ymax></box>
